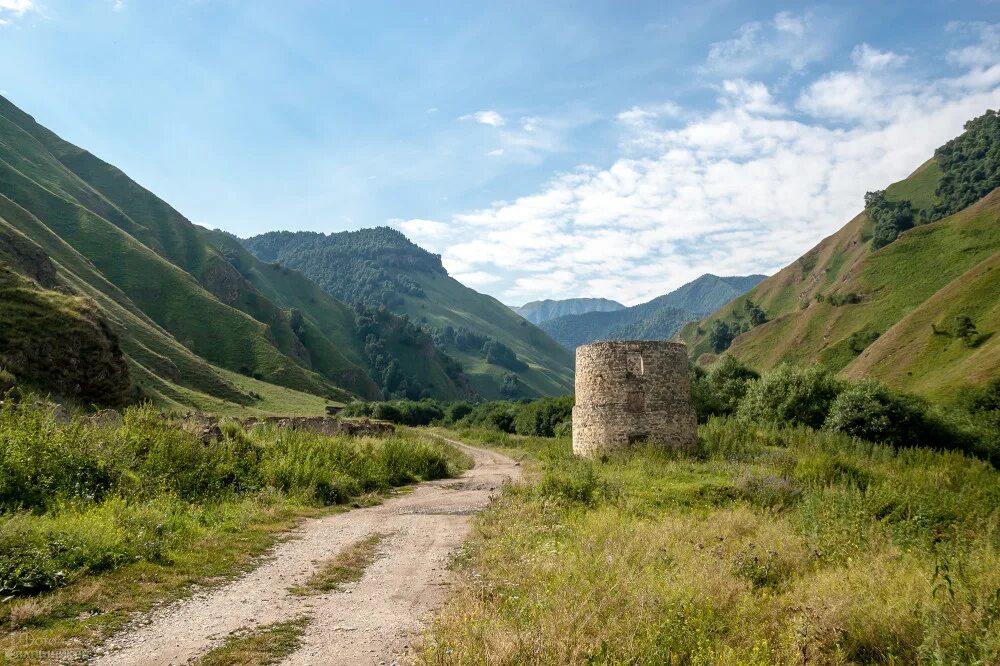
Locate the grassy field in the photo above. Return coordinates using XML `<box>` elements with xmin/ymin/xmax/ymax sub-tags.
<box><xmin>0</xmin><ymin>399</ymin><xmax>468</xmax><ymax>664</ymax></box>
<box><xmin>421</xmin><ymin>423</ymin><xmax>1000</xmax><ymax>664</ymax></box>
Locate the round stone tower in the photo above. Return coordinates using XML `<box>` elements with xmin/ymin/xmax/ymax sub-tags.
<box><xmin>572</xmin><ymin>340</ymin><xmax>697</xmax><ymax>458</ymax></box>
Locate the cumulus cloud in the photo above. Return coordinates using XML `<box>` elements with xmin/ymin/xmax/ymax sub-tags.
<box><xmin>401</xmin><ymin>32</ymin><xmax>1000</xmax><ymax>306</ymax></box>
<box><xmin>703</xmin><ymin>11</ymin><xmax>829</xmax><ymax>75</ymax></box>
<box><xmin>459</xmin><ymin>110</ymin><xmax>505</xmax><ymax>127</ymax></box>
<box><xmin>720</xmin><ymin>80</ymin><xmax>785</xmax><ymax>115</ymax></box>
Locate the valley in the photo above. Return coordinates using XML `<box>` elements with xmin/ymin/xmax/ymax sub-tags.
<box><xmin>0</xmin><ymin>7</ymin><xmax>999</xmax><ymax>664</ymax></box>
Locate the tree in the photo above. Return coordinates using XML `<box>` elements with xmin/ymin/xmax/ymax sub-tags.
<box><xmin>955</xmin><ymin>315</ymin><xmax>978</xmax><ymax>346</ymax></box>
<box><xmin>708</xmin><ymin>320</ymin><xmax>734</xmax><ymax>353</ymax></box>
<box><xmin>744</xmin><ymin>299</ymin><xmax>767</xmax><ymax>327</ymax></box>
<box><xmin>866</xmin><ymin>190</ymin><xmax>915</xmax><ymax>250</ymax></box>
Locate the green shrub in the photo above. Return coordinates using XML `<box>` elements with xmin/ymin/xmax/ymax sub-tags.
<box><xmin>0</xmin><ymin>398</ymin><xmax>464</xmax><ymax>596</ymax></box>
<box><xmin>445</xmin><ymin>401</ymin><xmax>474</xmax><ymax>424</ymax></box>
<box><xmin>737</xmin><ymin>364</ymin><xmax>842</xmax><ymax>429</ymax></box>
<box><xmin>824</xmin><ymin>380</ymin><xmax>929</xmax><ymax>447</ymax></box>
<box><xmin>691</xmin><ymin>357</ymin><xmax>759</xmax><ymax>421</ymax></box>
<box><xmin>458</xmin><ymin>401</ymin><xmax>519</xmax><ymax>433</ymax></box>
<box><xmin>341</xmin><ymin>401</ymin><xmax>374</xmax><ymax>418</ymax></box>
<box><xmin>513</xmin><ymin>396</ymin><xmax>573</xmax><ymax>437</ymax></box>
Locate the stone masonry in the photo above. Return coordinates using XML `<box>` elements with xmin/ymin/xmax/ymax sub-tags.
<box><xmin>572</xmin><ymin>340</ymin><xmax>697</xmax><ymax>457</ymax></box>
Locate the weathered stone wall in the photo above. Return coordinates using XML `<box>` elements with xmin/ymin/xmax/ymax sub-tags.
<box><xmin>572</xmin><ymin>340</ymin><xmax>697</xmax><ymax>457</ymax></box>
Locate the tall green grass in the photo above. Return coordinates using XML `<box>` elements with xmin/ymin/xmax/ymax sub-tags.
<box><xmin>0</xmin><ymin>398</ymin><xmax>465</xmax><ymax>598</ymax></box>
<box><xmin>423</xmin><ymin>420</ymin><xmax>1000</xmax><ymax>664</ymax></box>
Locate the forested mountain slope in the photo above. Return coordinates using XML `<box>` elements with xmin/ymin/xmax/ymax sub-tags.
<box><xmin>511</xmin><ymin>298</ymin><xmax>625</xmax><ymax>324</ymax></box>
<box><xmin>540</xmin><ymin>273</ymin><xmax>765</xmax><ymax>350</ymax></box>
<box><xmin>243</xmin><ymin>229</ymin><xmax>575</xmax><ymax>399</ymax></box>
<box><xmin>680</xmin><ymin>110</ymin><xmax>1000</xmax><ymax>399</ymax></box>
<box><xmin>0</xmin><ymin>94</ymin><xmax>474</xmax><ymax>409</ymax></box>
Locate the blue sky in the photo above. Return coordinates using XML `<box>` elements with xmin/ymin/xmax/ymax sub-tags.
<box><xmin>1</xmin><ymin>1</ymin><xmax>999</xmax><ymax>305</ymax></box>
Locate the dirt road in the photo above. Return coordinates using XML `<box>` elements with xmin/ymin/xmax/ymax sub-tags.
<box><xmin>92</xmin><ymin>438</ymin><xmax>519</xmax><ymax>666</ymax></box>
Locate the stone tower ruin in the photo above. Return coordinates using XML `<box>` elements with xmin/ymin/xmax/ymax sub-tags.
<box><xmin>572</xmin><ymin>340</ymin><xmax>697</xmax><ymax>457</ymax></box>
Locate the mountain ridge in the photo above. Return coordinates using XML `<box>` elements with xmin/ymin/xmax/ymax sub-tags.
<box><xmin>539</xmin><ymin>273</ymin><xmax>765</xmax><ymax>350</ymax></box>
<box><xmin>242</xmin><ymin>228</ymin><xmax>575</xmax><ymax>399</ymax></box>
<box><xmin>511</xmin><ymin>298</ymin><xmax>625</xmax><ymax>324</ymax></box>
<box><xmin>0</xmin><ymin>93</ymin><xmax>476</xmax><ymax>409</ymax></box>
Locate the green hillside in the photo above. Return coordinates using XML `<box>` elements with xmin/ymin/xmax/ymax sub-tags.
<box><xmin>243</xmin><ymin>228</ymin><xmax>575</xmax><ymax>399</ymax></box>
<box><xmin>541</xmin><ymin>273</ymin><xmax>765</xmax><ymax>350</ymax></box>
<box><xmin>0</xmin><ymin>94</ymin><xmax>474</xmax><ymax>409</ymax></box>
<box><xmin>680</xmin><ymin>110</ymin><xmax>1000</xmax><ymax>399</ymax></box>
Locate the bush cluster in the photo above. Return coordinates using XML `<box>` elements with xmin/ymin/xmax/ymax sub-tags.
<box><xmin>693</xmin><ymin>359</ymin><xmax>998</xmax><ymax>463</ymax></box>
<box><xmin>0</xmin><ymin>399</ymin><xmax>460</xmax><ymax>596</ymax></box>
<box><xmin>343</xmin><ymin>395</ymin><xmax>574</xmax><ymax>438</ymax></box>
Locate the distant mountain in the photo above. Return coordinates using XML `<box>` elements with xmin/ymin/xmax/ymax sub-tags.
<box><xmin>680</xmin><ymin>110</ymin><xmax>1000</xmax><ymax>399</ymax></box>
<box><xmin>512</xmin><ymin>298</ymin><xmax>625</xmax><ymax>324</ymax></box>
<box><xmin>0</xmin><ymin>93</ymin><xmax>475</xmax><ymax>410</ymax></box>
<box><xmin>540</xmin><ymin>274</ymin><xmax>765</xmax><ymax>350</ymax></box>
<box><xmin>242</xmin><ymin>229</ymin><xmax>575</xmax><ymax>399</ymax></box>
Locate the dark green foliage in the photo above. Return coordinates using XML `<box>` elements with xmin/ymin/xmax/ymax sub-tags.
<box><xmin>737</xmin><ymin>364</ymin><xmax>842</xmax><ymax>429</ymax></box>
<box><xmin>243</xmin><ymin>228</ymin><xmax>438</xmax><ymax>309</ymax></box>
<box><xmin>513</xmin><ymin>396</ymin><xmax>574</xmax><ymax>437</ymax></box>
<box><xmin>955</xmin><ymin>378</ymin><xmax>1000</xmax><ymax>464</ymax></box>
<box><xmin>482</xmin><ymin>340</ymin><xmax>528</xmax><ymax>371</ymax></box>
<box><xmin>817</xmin><ymin>292</ymin><xmax>862</xmax><ymax>306</ymax></box>
<box><xmin>709</xmin><ymin>320</ymin><xmax>735</xmax><ymax>353</ymax></box>
<box><xmin>743</xmin><ymin>299</ymin><xmax>767</xmax><ymax>326</ymax></box>
<box><xmin>928</xmin><ymin>109</ymin><xmax>1000</xmax><ymax>221</ymax></box>
<box><xmin>848</xmin><ymin>328</ymin><xmax>881</xmax><ymax>354</ymax></box>
<box><xmin>499</xmin><ymin>372</ymin><xmax>525</xmax><ymax>398</ymax></box>
<box><xmin>824</xmin><ymin>380</ymin><xmax>931</xmax><ymax>447</ymax></box>
<box><xmin>462</xmin><ymin>401</ymin><xmax>519</xmax><ymax>433</ymax></box>
<box><xmin>436</xmin><ymin>325</ymin><xmax>488</xmax><ymax>352</ymax></box>
<box><xmin>446</xmin><ymin>401</ymin><xmax>474</xmax><ymax>423</ymax></box>
<box><xmin>690</xmin><ymin>357</ymin><xmax>759</xmax><ymax>421</ymax></box>
<box><xmin>354</xmin><ymin>306</ymin><xmax>471</xmax><ymax>399</ymax></box>
<box><xmin>954</xmin><ymin>315</ymin><xmax>979</xmax><ymax>347</ymax></box>
<box><xmin>866</xmin><ymin>190</ymin><xmax>915</xmax><ymax>250</ymax></box>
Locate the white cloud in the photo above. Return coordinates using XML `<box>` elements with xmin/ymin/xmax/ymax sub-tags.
<box><xmin>452</xmin><ymin>271</ymin><xmax>502</xmax><ymax>288</ymax></box>
<box><xmin>617</xmin><ymin>102</ymin><xmax>682</xmax><ymax>128</ymax></box>
<box><xmin>0</xmin><ymin>0</ymin><xmax>35</xmax><ymax>24</ymax></box>
<box><xmin>0</xmin><ymin>0</ymin><xmax>34</xmax><ymax>13</ymax></box>
<box><xmin>720</xmin><ymin>80</ymin><xmax>785</xmax><ymax>115</ymax></box>
<box><xmin>459</xmin><ymin>110</ymin><xmax>505</xmax><ymax>127</ymax></box>
<box><xmin>703</xmin><ymin>11</ymin><xmax>829</xmax><ymax>75</ymax></box>
<box><xmin>401</xmin><ymin>38</ymin><xmax>1000</xmax><ymax>306</ymax></box>
<box><xmin>773</xmin><ymin>11</ymin><xmax>806</xmax><ymax>37</ymax></box>
<box><xmin>946</xmin><ymin>22</ymin><xmax>1000</xmax><ymax>68</ymax></box>
<box><xmin>112</xmin><ymin>0</ymin><xmax>127</xmax><ymax>10</ymax></box>
<box><xmin>487</xmin><ymin>148</ymin><xmax>505</xmax><ymax>157</ymax></box>
<box><xmin>851</xmin><ymin>44</ymin><xmax>908</xmax><ymax>71</ymax></box>
<box><xmin>390</xmin><ymin>218</ymin><xmax>450</xmax><ymax>246</ymax></box>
